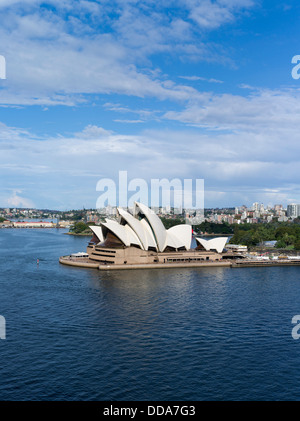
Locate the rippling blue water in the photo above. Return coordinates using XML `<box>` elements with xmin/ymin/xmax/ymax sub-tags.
<box><xmin>1</xmin><ymin>228</ymin><xmax>300</xmax><ymax>401</ymax></box>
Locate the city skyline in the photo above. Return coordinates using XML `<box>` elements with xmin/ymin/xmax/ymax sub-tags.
<box><xmin>1</xmin><ymin>198</ymin><xmax>300</xmax><ymax>211</ymax></box>
<box><xmin>1</xmin><ymin>1</ymin><xmax>300</xmax><ymax>209</ymax></box>
<box><xmin>1</xmin><ymin>200</ymin><xmax>298</xmax><ymax>214</ymax></box>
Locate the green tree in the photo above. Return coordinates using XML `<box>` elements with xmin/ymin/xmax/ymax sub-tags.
<box><xmin>294</xmin><ymin>239</ymin><xmax>300</xmax><ymax>250</ymax></box>
<box><xmin>70</xmin><ymin>222</ymin><xmax>90</xmax><ymax>234</ymax></box>
<box><xmin>160</xmin><ymin>217</ymin><xmax>185</xmax><ymax>229</ymax></box>
<box><xmin>275</xmin><ymin>239</ymin><xmax>286</xmax><ymax>249</ymax></box>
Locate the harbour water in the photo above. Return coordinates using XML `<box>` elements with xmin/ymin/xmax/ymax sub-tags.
<box><xmin>1</xmin><ymin>228</ymin><xmax>300</xmax><ymax>401</ymax></box>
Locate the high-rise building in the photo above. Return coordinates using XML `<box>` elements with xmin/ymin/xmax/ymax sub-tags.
<box><xmin>287</xmin><ymin>204</ymin><xmax>300</xmax><ymax>218</ymax></box>
<box><xmin>274</xmin><ymin>204</ymin><xmax>283</xmax><ymax>212</ymax></box>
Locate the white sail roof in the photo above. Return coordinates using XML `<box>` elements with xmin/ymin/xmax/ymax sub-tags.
<box><xmin>195</xmin><ymin>237</ymin><xmax>228</xmax><ymax>253</ymax></box>
<box><xmin>96</xmin><ymin>202</ymin><xmax>193</xmax><ymax>252</ymax></box>
<box><xmin>134</xmin><ymin>202</ymin><xmax>167</xmax><ymax>252</ymax></box>
<box><xmin>164</xmin><ymin>230</ymin><xmax>185</xmax><ymax>250</ymax></box>
<box><xmin>102</xmin><ymin>219</ymin><xmax>143</xmax><ymax>248</ymax></box>
<box><xmin>166</xmin><ymin>225</ymin><xmax>192</xmax><ymax>250</ymax></box>
<box><xmin>139</xmin><ymin>218</ymin><xmax>158</xmax><ymax>251</ymax></box>
<box><xmin>90</xmin><ymin>225</ymin><xmax>104</xmax><ymax>243</ymax></box>
<box><xmin>117</xmin><ymin>207</ymin><xmax>153</xmax><ymax>250</ymax></box>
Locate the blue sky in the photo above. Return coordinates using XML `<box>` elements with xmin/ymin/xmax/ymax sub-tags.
<box><xmin>1</xmin><ymin>0</ymin><xmax>300</xmax><ymax>210</ymax></box>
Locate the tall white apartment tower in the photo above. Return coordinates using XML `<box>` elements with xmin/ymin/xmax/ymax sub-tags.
<box><xmin>287</xmin><ymin>204</ymin><xmax>300</xmax><ymax>218</ymax></box>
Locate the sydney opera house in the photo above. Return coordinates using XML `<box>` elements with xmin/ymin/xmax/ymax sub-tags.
<box><xmin>60</xmin><ymin>202</ymin><xmax>232</xmax><ymax>270</ymax></box>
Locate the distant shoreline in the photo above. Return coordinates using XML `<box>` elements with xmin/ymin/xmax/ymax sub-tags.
<box><xmin>64</xmin><ymin>232</ymin><xmax>92</xmax><ymax>236</ymax></box>
<box><xmin>197</xmin><ymin>233</ymin><xmax>230</xmax><ymax>236</ymax></box>
<box><xmin>0</xmin><ymin>226</ymin><xmax>64</xmax><ymax>229</ymax></box>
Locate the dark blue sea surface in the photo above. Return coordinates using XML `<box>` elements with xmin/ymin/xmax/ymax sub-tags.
<box><xmin>0</xmin><ymin>229</ymin><xmax>300</xmax><ymax>401</ymax></box>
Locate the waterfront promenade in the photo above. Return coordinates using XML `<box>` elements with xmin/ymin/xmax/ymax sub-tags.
<box><xmin>59</xmin><ymin>255</ymin><xmax>300</xmax><ymax>270</ymax></box>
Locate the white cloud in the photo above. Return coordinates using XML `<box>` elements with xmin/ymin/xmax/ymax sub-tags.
<box><xmin>164</xmin><ymin>87</ymin><xmax>300</xmax><ymax>134</ymax></box>
<box><xmin>76</xmin><ymin>125</ymin><xmax>113</xmax><ymax>139</ymax></box>
<box><xmin>1</xmin><ymin>27</ymin><xmax>205</xmax><ymax>105</ymax></box>
<box><xmin>1</xmin><ymin>114</ymin><xmax>300</xmax><ymax>208</ymax></box>
<box><xmin>6</xmin><ymin>190</ymin><xmax>35</xmax><ymax>208</ymax></box>
<box><xmin>0</xmin><ymin>0</ymin><xmax>38</xmax><ymax>7</ymax></box>
<box><xmin>0</xmin><ymin>1</ymin><xmax>297</xmax><ymax>209</ymax></box>
<box><xmin>0</xmin><ymin>0</ymin><xmax>255</xmax><ymax>106</ymax></box>
<box><xmin>186</xmin><ymin>0</ymin><xmax>254</xmax><ymax>29</ymax></box>
<box><xmin>179</xmin><ymin>75</ymin><xmax>224</xmax><ymax>83</ymax></box>
<box><xmin>188</xmin><ymin>0</ymin><xmax>234</xmax><ymax>29</ymax></box>
<box><xmin>114</xmin><ymin>119</ymin><xmax>145</xmax><ymax>123</ymax></box>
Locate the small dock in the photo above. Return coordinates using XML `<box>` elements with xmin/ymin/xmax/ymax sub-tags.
<box><xmin>231</xmin><ymin>259</ymin><xmax>300</xmax><ymax>268</ymax></box>
<box><xmin>59</xmin><ymin>256</ymin><xmax>99</xmax><ymax>269</ymax></box>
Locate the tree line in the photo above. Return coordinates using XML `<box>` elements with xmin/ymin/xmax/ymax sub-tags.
<box><xmin>192</xmin><ymin>221</ymin><xmax>300</xmax><ymax>250</ymax></box>
<box><xmin>229</xmin><ymin>223</ymin><xmax>300</xmax><ymax>249</ymax></box>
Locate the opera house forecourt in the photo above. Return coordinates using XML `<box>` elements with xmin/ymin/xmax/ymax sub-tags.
<box><xmin>59</xmin><ymin>202</ymin><xmax>236</xmax><ymax>270</ymax></box>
